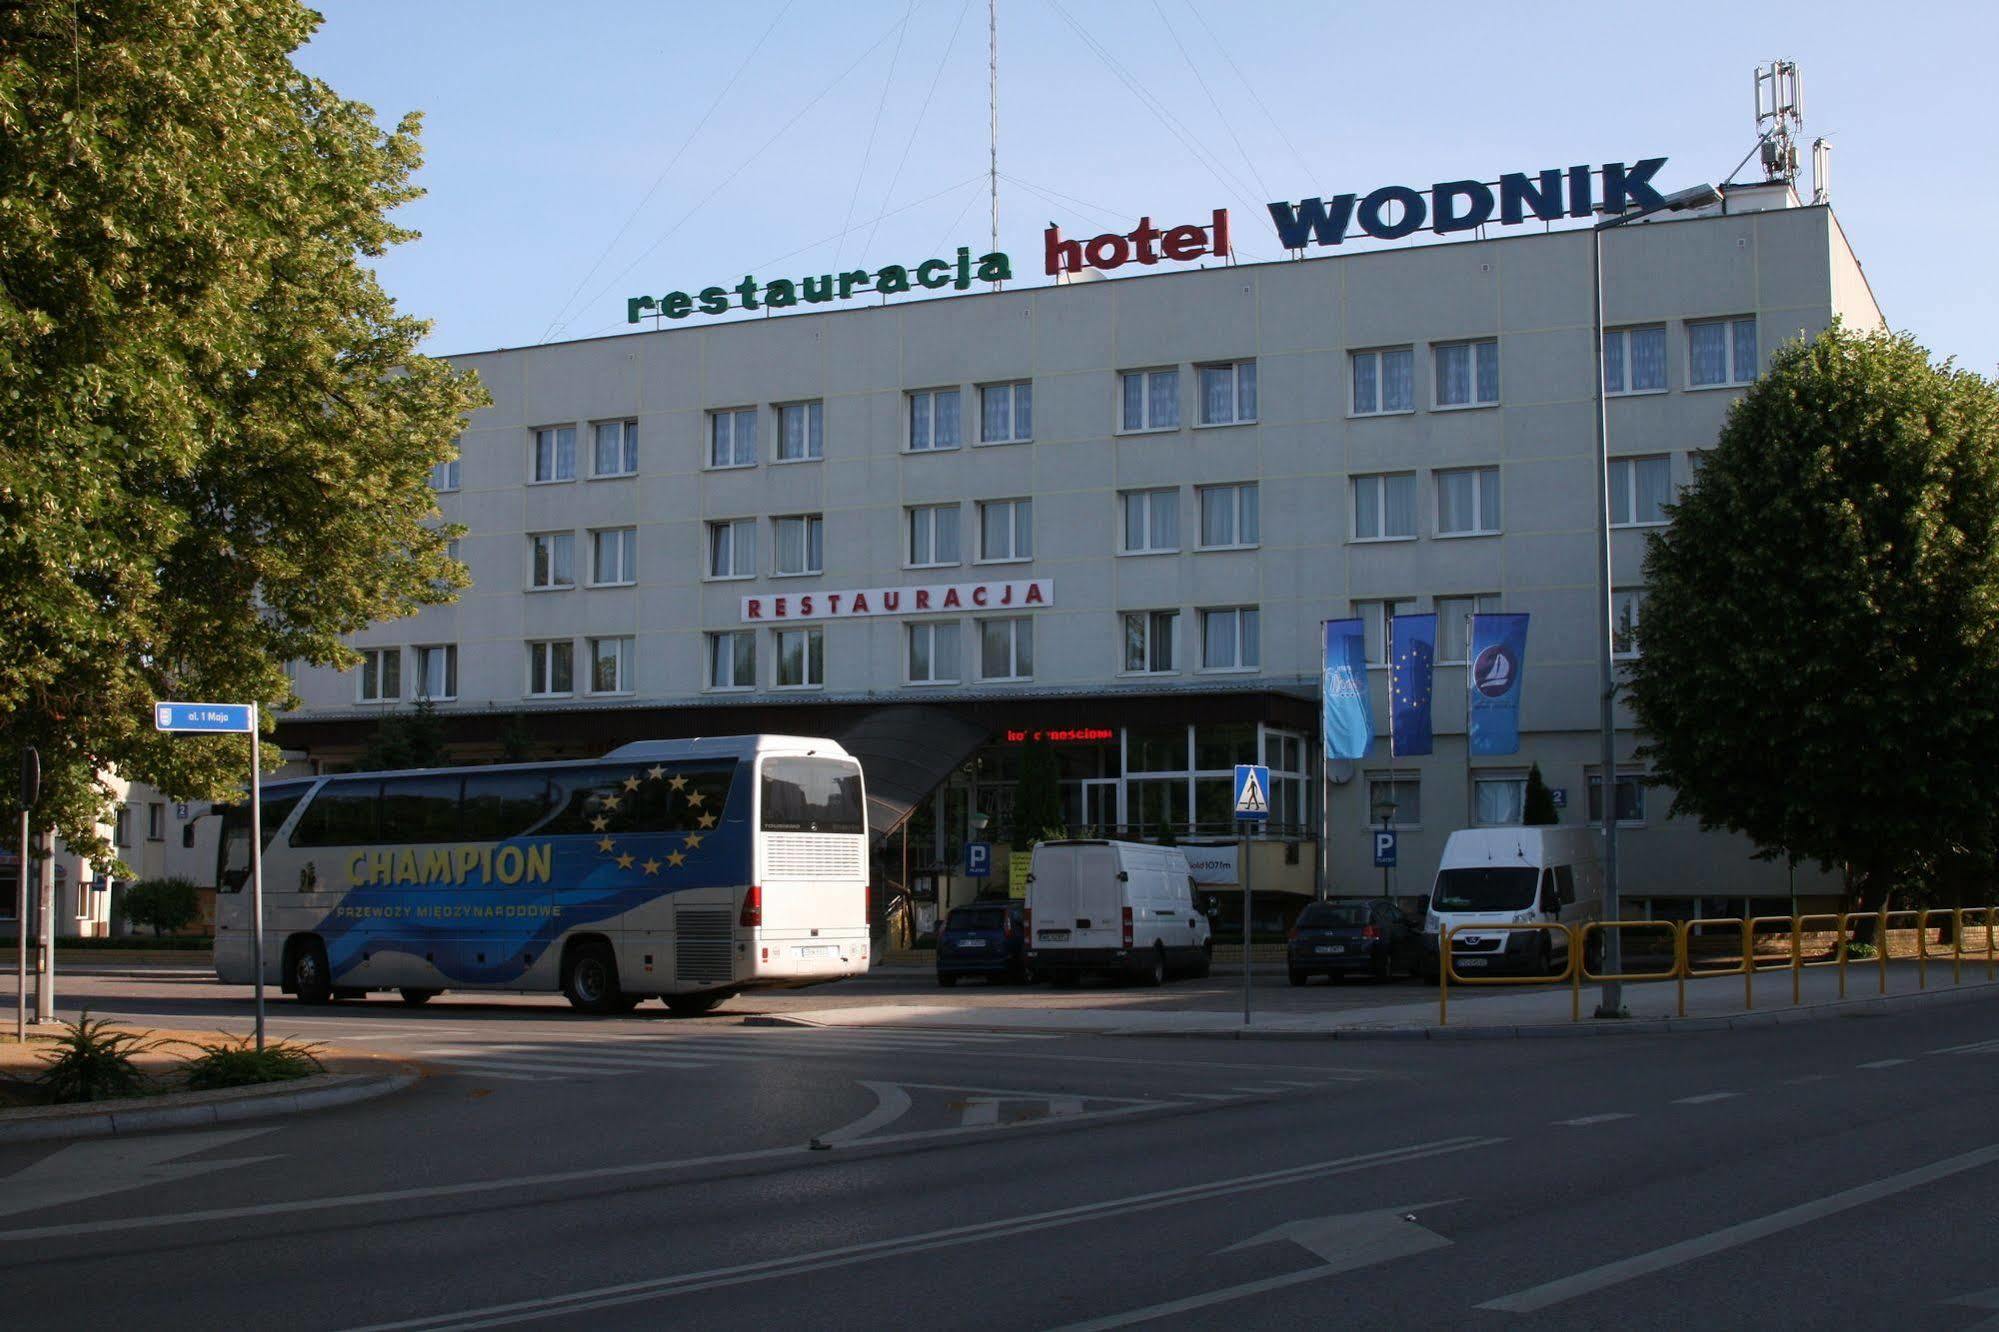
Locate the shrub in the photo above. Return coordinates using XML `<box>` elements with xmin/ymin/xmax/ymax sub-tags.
<box><xmin>34</xmin><ymin>1015</ymin><xmax>159</xmax><ymax>1102</ymax></box>
<box><xmin>179</xmin><ymin>1035</ymin><xmax>325</xmax><ymax>1090</ymax></box>
<box><xmin>118</xmin><ymin>876</ymin><xmax>201</xmax><ymax>936</ymax></box>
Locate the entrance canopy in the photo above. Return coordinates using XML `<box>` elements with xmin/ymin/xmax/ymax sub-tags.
<box><xmin>830</xmin><ymin>706</ymin><xmax>990</xmax><ymax>844</ymax></box>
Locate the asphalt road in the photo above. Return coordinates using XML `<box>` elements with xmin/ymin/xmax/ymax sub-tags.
<box><xmin>2</xmin><ymin>976</ymin><xmax>1996</xmax><ymax>1329</ymax></box>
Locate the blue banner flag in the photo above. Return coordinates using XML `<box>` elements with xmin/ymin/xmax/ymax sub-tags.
<box><xmin>1389</xmin><ymin>613</ymin><xmax>1437</xmax><ymax>757</ymax></box>
<box><xmin>1468</xmin><ymin>612</ymin><xmax>1530</xmax><ymax>756</ymax></box>
<box><xmin>1321</xmin><ymin>619</ymin><xmax>1373</xmax><ymax>760</ymax></box>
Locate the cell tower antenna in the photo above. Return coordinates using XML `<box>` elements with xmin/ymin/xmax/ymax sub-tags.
<box><xmin>988</xmin><ymin>0</ymin><xmax>1000</xmax><ymax>283</ymax></box>
<box><xmin>1754</xmin><ymin>60</ymin><xmax>1804</xmax><ymax>185</ymax></box>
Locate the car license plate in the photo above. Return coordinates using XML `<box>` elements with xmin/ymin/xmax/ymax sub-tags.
<box><xmin>1457</xmin><ymin>957</ymin><xmax>1489</xmax><ymax>968</ymax></box>
<box><xmin>959</xmin><ymin>939</ymin><xmax>988</xmax><ymax>949</ymax></box>
<box><xmin>1315</xmin><ymin>945</ymin><xmax>1345</xmax><ymax>955</ymax></box>
<box><xmin>796</xmin><ymin>945</ymin><xmax>838</xmax><ymax>957</ymax></box>
<box><xmin>1039</xmin><ymin>929</ymin><xmax>1070</xmax><ymax>942</ymax></box>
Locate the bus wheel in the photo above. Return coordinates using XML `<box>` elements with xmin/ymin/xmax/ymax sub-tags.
<box><xmin>664</xmin><ymin>992</ymin><xmax>725</xmax><ymax>1018</ymax></box>
<box><xmin>562</xmin><ymin>943</ymin><xmax>623</xmax><ymax>1015</ymax></box>
<box><xmin>288</xmin><ymin>939</ymin><xmax>332</xmax><ymax>1006</ymax></box>
<box><xmin>399</xmin><ymin>988</ymin><xmax>438</xmax><ymax>1007</ymax></box>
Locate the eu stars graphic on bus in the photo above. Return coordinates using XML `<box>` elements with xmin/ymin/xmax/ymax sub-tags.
<box><xmin>1389</xmin><ymin>613</ymin><xmax>1438</xmax><ymax>757</ymax></box>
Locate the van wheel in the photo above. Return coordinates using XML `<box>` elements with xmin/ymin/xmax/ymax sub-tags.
<box><xmin>1537</xmin><ymin>937</ymin><xmax>1556</xmax><ymax>978</ymax></box>
<box><xmin>398</xmin><ymin>988</ymin><xmax>438</xmax><ymax>1007</ymax></box>
<box><xmin>1145</xmin><ymin>945</ymin><xmax>1168</xmax><ymax>987</ymax></box>
<box><xmin>1288</xmin><ymin>967</ymin><xmax>1308</xmax><ymax>987</ymax></box>
<box><xmin>562</xmin><ymin>943</ymin><xmax>623</xmax><ymax>1014</ymax></box>
<box><xmin>288</xmin><ymin>939</ymin><xmax>332</xmax><ymax>1006</ymax></box>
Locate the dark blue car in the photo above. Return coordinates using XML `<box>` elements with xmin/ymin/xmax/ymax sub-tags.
<box><xmin>936</xmin><ymin>901</ymin><xmax>1028</xmax><ymax>986</ymax></box>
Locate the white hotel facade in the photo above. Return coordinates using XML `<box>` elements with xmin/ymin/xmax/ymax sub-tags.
<box><xmin>274</xmin><ymin>178</ymin><xmax>1882</xmax><ymax>921</ymax></box>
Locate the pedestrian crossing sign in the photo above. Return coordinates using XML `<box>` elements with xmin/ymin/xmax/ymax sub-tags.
<box><xmin>1232</xmin><ymin>764</ymin><xmax>1271</xmax><ymax>822</ymax></box>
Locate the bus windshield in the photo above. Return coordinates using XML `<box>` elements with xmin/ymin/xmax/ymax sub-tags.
<box><xmin>759</xmin><ymin>758</ymin><xmax>864</xmax><ymax>834</ymax></box>
<box><xmin>1431</xmin><ymin>866</ymin><xmax>1539</xmax><ymax>914</ymax></box>
<box><xmin>218</xmin><ymin>783</ymin><xmax>313</xmax><ymax>892</ymax></box>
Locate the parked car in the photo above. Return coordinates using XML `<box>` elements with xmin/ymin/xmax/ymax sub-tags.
<box><xmin>1288</xmin><ymin>899</ymin><xmax>1420</xmax><ymax>984</ymax></box>
<box><xmin>936</xmin><ymin>900</ymin><xmax>1028</xmax><ymax>986</ymax></box>
<box><xmin>1419</xmin><ymin>827</ymin><xmax>1605</xmax><ymax>982</ymax></box>
<box><xmin>1026</xmin><ymin>840</ymin><xmax>1212</xmax><ymax>984</ymax></box>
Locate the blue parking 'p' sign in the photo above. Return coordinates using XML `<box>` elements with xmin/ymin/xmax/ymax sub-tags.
<box><xmin>1373</xmin><ymin>830</ymin><xmax>1398</xmax><ymax>868</ymax></box>
<box><xmin>965</xmin><ymin>841</ymin><xmax>991</xmax><ymax>878</ymax></box>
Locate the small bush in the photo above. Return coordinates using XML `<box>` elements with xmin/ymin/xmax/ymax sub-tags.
<box><xmin>118</xmin><ymin>877</ymin><xmax>202</xmax><ymax>936</ymax></box>
<box><xmin>34</xmin><ymin>1015</ymin><xmax>159</xmax><ymax>1102</ymax></box>
<box><xmin>1845</xmin><ymin>940</ymin><xmax>1879</xmax><ymax>960</ymax></box>
<box><xmin>179</xmin><ymin>1035</ymin><xmax>324</xmax><ymax>1090</ymax></box>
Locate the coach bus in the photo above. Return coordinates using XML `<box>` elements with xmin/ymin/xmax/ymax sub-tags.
<box><xmin>211</xmin><ymin>735</ymin><xmax>869</xmax><ymax>1015</ymax></box>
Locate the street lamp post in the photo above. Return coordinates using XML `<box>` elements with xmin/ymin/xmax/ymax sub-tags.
<box><xmin>1591</xmin><ymin>182</ymin><xmax>1722</xmax><ymax>1018</ymax></box>
<box><xmin>1373</xmin><ymin>801</ymin><xmax>1397</xmax><ymax>901</ymax></box>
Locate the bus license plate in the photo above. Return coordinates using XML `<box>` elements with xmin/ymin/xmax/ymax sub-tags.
<box><xmin>796</xmin><ymin>945</ymin><xmax>838</xmax><ymax>957</ymax></box>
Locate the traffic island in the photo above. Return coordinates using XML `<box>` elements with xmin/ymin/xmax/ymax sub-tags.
<box><xmin>0</xmin><ymin>1021</ymin><xmax>417</xmax><ymax>1143</ymax></box>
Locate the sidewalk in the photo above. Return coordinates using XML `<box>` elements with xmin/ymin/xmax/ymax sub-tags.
<box><xmin>756</xmin><ymin>958</ymin><xmax>1999</xmax><ymax>1040</ymax></box>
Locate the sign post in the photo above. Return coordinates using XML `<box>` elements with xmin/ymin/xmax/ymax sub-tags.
<box><xmin>155</xmin><ymin>702</ymin><xmax>263</xmax><ymax>1051</ymax></box>
<box><xmin>965</xmin><ymin>841</ymin><xmax>991</xmax><ymax>880</ymax></box>
<box><xmin>16</xmin><ymin>747</ymin><xmax>35</xmax><ymax>1042</ymax></box>
<box><xmin>1232</xmin><ymin>765</ymin><xmax>1270</xmax><ymax>1026</ymax></box>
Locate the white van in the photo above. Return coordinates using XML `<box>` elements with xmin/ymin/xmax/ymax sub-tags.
<box><xmin>1025</xmin><ymin>841</ymin><xmax>1212</xmax><ymax>985</ymax></box>
<box><xmin>1418</xmin><ymin>827</ymin><xmax>1604</xmax><ymax>981</ymax></box>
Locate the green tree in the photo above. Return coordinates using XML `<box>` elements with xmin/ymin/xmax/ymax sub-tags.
<box><xmin>355</xmin><ymin>699</ymin><xmax>447</xmax><ymax>773</ymax></box>
<box><xmin>1523</xmin><ymin>763</ymin><xmax>1559</xmax><ymax>826</ymax></box>
<box><xmin>0</xmin><ymin>1</ymin><xmax>485</xmax><ymax>855</ymax></box>
<box><xmin>117</xmin><ymin>876</ymin><xmax>201</xmax><ymax>936</ymax></box>
<box><xmin>1628</xmin><ymin>324</ymin><xmax>1999</xmax><ymax>915</ymax></box>
<box><xmin>1011</xmin><ymin>737</ymin><xmax>1063</xmax><ymax>849</ymax></box>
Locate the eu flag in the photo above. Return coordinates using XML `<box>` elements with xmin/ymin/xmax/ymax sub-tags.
<box><xmin>1322</xmin><ymin>619</ymin><xmax>1373</xmax><ymax>760</ymax></box>
<box><xmin>1389</xmin><ymin>613</ymin><xmax>1437</xmax><ymax>757</ymax></box>
<box><xmin>1468</xmin><ymin>613</ymin><xmax>1530</xmax><ymax>756</ymax></box>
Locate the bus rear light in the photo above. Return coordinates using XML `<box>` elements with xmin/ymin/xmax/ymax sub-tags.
<box><xmin>1122</xmin><ymin>906</ymin><xmax>1133</xmax><ymax>949</ymax></box>
<box><xmin>740</xmin><ymin>885</ymin><xmax>763</xmax><ymax>929</ymax></box>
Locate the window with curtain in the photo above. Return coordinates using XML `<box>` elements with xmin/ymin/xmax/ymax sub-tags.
<box><xmin>979</xmin><ymin>498</ymin><xmax>1032</xmax><ymax>561</ymax></box>
<box><xmin>1357</xmin><ymin>598</ymin><xmax>1416</xmax><ymax>665</ymax></box>
<box><xmin>979</xmin><ymin>617</ymin><xmax>1033</xmax><ymax>679</ymax></box>
<box><xmin>979</xmin><ymin>382</ymin><xmax>1032</xmax><ymax>443</ymax></box>
<box><xmin>527</xmin><ymin>640</ymin><xmax>574</xmax><ymax>696</ymax></box>
<box><xmin>1612</xmin><ymin>587</ymin><xmax>1646</xmax><ymax>657</ymax></box>
<box><xmin>1610</xmin><ymin>455</ymin><xmax>1673</xmax><ymax>526</ymax></box>
<box><xmin>592</xmin><ymin>419</ymin><xmax>638</xmax><ymax>475</ymax></box>
<box><xmin>415</xmin><ymin>645</ymin><xmax>457</xmax><ymax>701</ymax></box>
<box><xmin>907</xmin><ymin>504</ymin><xmax>961</xmax><ymax>567</ymax></box>
<box><xmin>774</xmin><ymin>627</ymin><xmax>824</xmax><ymax>688</ymax></box>
<box><xmin>1435</xmin><ymin>593</ymin><xmax>1502</xmax><ymax>663</ymax></box>
<box><xmin>1688</xmin><ymin>317</ymin><xmax>1757</xmax><ymax>387</ymax></box>
<box><xmin>528</xmin><ymin>531</ymin><xmax>575</xmax><ymax>588</ymax></box>
<box><xmin>589</xmin><ymin>527</ymin><xmax>636</xmax><ymax>585</ymax></box>
<box><xmin>1199</xmin><ymin>606</ymin><xmax>1259</xmax><ymax>670</ymax></box>
<box><xmin>1435</xmin><ymin>467</ymin><xmax>1500</xmax><ymax>535</ymax></box>
<box><xmin>1475</xmin><ymin>776</ymin><xmax>1526</xmax><ymax>825</ymax></box>
<box><xmin>906</xmin><ymin>621</ymin><xmax>962</xmax><ymax>683</ymax></box>
<box><xmin>909</xmin><ymin>389</ymin><xmax>962</xmax><ymax>451</ymax></box>
<box><xmin>707</xmin><ymin>631</ymin><xmax>756</xmax><ymax>689</ymax></box>
<box><xmin>708</xmin><ymin>409</ymin><xmax>756</xmax><ymax>467</ymax></box>
<box><xmin>772</xmin><ymin>514</ymin><xmax>824</xmax><ymax>576</ymax></box>
<box><xmin>1122</xmin><ymin>610</ymin><xmax>1177</xmax><ymax>673</ymax></box>
<box><xmin>776</xmin><ymin>401</ymin><xmax>823</xmax><ymax>461</ymax></box>
<box><xmin>1197</xmin><ymin>361</ymin><xmax>1257</xmax><ymax>425</ymax></box>
<box><xmin>1120</xmin><ymin>368</ymin><xmax>1179</xmax><ymax>431</ymax></box>
<box><xmin>532</xmin><ymin>426</ymin><xmax>576</xmax><ymax>482</ymax></box>
<box><xmin>1603</xmin><ymin>326</ymin><xmax>1667</xmax><ymax>394</ymax></box>
<box><xmin>1197</xmin><ymin>483</ymin><xmax>1259</xmax><ymax>548</ymax></box>
<box><xmin>1433</xmin><ymin>339</ymin><xmax>1499</xmax><ymax>407</ymax></box>
<box><xmin>1351</xmin><ymin>347</ymin><xmax>1415</xmax><ymax>415</ymax></box>
<box><xmin>1120</xmin><ymin>488</ymin><xmax>1179</xmax><ymax>553</ymax></box>
<box><xmin>358</xmin><ymin>647</ymin><xmax>402</xmax><ymax>702</ymax></box>
<box><xmin>1352</xmin><ymin>472</ymin><xmax>1416</xmax><ymax>540</ymax></box>
<box><xmin>587</xmin><ymin>637</ymin><xmax>633</xmax><ymax>694</ymax></box>
<box><xmin>707</xmin><ymin>519</ymin><xmax>756</xmax><ymax>579</ymax></box>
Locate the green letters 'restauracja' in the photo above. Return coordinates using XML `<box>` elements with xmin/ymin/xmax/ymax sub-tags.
<box><xmin>628</xmin><ymin>248</ymin><xmax>1013</xmax><ymax>323</ymax></box>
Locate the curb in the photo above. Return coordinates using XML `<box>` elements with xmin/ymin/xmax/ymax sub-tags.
<box><xmin>0</xmin><ymin>1072</ymin><xmax>417</xmax><ymax>1145</ymax></box>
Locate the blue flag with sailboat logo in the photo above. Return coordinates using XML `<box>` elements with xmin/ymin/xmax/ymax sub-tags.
<box><xmin>1321</xmin><ymin>619</ymin><xmax>1373</xmax><ymax>760</ymax></box>
<box><xmin>1468</xmin><ymin>613</ymin><xmax>1530</xmax><ymax>756</ymax></box>
<box><xmin>1389</xmin><ymin>613</ymin><xmax>1437</xmax><ymax>757</ymax></box>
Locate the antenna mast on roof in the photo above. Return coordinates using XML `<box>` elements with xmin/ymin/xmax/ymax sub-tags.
<box><xmin>1754</xmin><ymin>60</ymin><xmax>1803</xmax><ymax>185</ymax></box>
<box><xmin>988</xmin><ymin>0</ymin><xmax>1001</xmax><ymax>287</ymax></box>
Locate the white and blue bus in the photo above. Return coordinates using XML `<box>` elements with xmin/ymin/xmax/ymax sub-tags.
<box><xmin>212</xmin><ymin>736</ymin><xmax>869</xmax><ymax>1015</ymax></box>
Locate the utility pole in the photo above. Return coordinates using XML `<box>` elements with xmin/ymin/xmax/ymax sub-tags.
<box><xmin>14</xmin><ymin>747</ymin><xmax>34</xmax><ymax>1042</ymax></box>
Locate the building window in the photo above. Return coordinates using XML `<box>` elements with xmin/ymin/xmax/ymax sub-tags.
<box><xmin>1351</xmin><ymin>472</ymin><xmax>1416</xmax><ymax>541</ymax></box>
<box><xmin>587</xmin><ymin>636</ymin><xmax>634</xmax><ymax>695</ymax></box>
<box><xmin>979</xmin><ymin>617</ymin><xmax>1034</xmax><ymax>680</ymax></box>
<box><xmin>1122</xmin><ymin>610</ymin><xmax>1178</xmax><ymax>674</ymax></box>
<box><xmin>357</xmin><ymin>647</ymin><xmax>401</xmax><ymax>702</ymax></box>
<box><xmin>1688</xmin><ymin>316</ymin><xmax>1757</xmax><ymax>387</ymax></box>
<box><xmin>1603</xmin><ymin>325</ymin><xmax>1667</xmax><ymax>395</ymax></box>
<box><xmin>1435</xmin><ymin>593</ymin><xmax>1502</xmax><ymax>664</ymax></box>
<box><xmin>773</xmin><ymin>627</ymin><xmax>824</xmax><ymax>689</ymax></box>
<box><xmin>1588</xmin><ymin>773</ymin><xmax>1646</xmax><ymax>825</ymax></box>
<box><xmin>1351</xmin><ymin>347</ymin><xmax>1415</xmax><ymax>416</ymax></box>
<box><xmin>1119</xmin><ymin>368</ymin><xmax>1179</xmax><ymax>432</ymax></box>
<box><xmin>772</xmin><ymin>514</ymin><xmax>824</xmax><ymax>577</ymax></box>
<box><xmin>592</xmin><ymin>419</ymin><xmax>639</xmax><ymax>477</ymax></box>
<box><xmin>978</xmin><ymin>498</ymin><xmax>1032</xmax><ymax>562</ymax></box>
<box><xmin>906</xmin><ymin>620</ymin><xmax>962</xmax><ymax>684</ymax></box>
<box><xmin>1199</xmin><ymin>606</ymin><xmax>1259</xmax><ymax>670</ymax></box>
<box><xmin>115</xmin><ymin>806</ymin><xmax>131</xmax><ymax>848</ymax></box>
<box><xmin>1197</xmin><ymin>361</ymin><xmax>1257</xmax><ymax>426</ymax></box>
<box><xmin>527</xmin><ymin>639</ymin><xmax>574</xmax><ymax>697</ymax></box>
<box><xmin>1436</xmin><ymin>466</ymin><xmax>1500</xmax><ymax>536</ymax></box>
<box><xmin>707</xmin><ymin>518</ymin><xmax>756</xmax><ymax>580</ymax></box>
<box><xmin>707</xmin><ymin>630</ymin><xmax>756</xmax><ymax>690</ymax></box>
<box><xmin>709</xmin><ymin>408</ymin><xmax>757</xmax><ymax>468</ymax></box>
<box><xmin>1610</xmin><ymin>455</ymin><xmax>1672</xmax><ymax>527</ymax></box>
<box><xmin>1357</xmin><ymin>598</ymin><xmax>1416</xmax><ymax>665</ymax></box>
<box><xmin>1197</xmin><ymin>483</ymin><xmax>1259</xmax><ymax>549</ymax></box>
<box><xmin>147</xmin><ymin>803</ymin><xmax>166</xmax><ymax>842</ymax></box>
<box><xmin>909</xmin><ymin>388</ymin><xmax>962</xmax><ymax>452</ymax></box>
<box><xmin>528</xmin><ymin>531</ymin><xmax>576</xmax><ymax>589</ymax></box>
<box><xmin>1120</xmin><ymin>488</ymin><xmax>1179</xmax><ymax>555</ymax></box>
<box><xmin>1474</xmin><ymin>774</ymin><xmax>1528</xmax><ymax>826</ymax></box>
<box><xmin>590</xmin><ymin>527</ymin><xmax>637</xmax><ymax>586</ymax></box>
<box><xmin>906</xmin><ymin>503</ymin><xmax>962</xmax><ymax>568</ymax></box>
<box><xmin>531</xmin><ymin>426</ymin><xmax>576</xmax><ymax>483</ymax></box>
<box><xmin>1613</xmin><ymin>587</ymin><xmax>1646</xmax><ymax>658</ymax></box>
<box><xmin>776</xmin><ymin>401</ymin><xmax>823</xmax><ymax>462</ymax></box>
<box><xmin>1433</xmin><ymin>338</ymin><xmax>1499</xmax><ymax>408</ymax></box>
<box><xmin>980</xmin><ymin>381</ymin><xmax>1032</xmax><ymax>444</ymax></box>
<box><xmin>428</xmin><ymin>454</ymin><xmax>461</xmax><ymax>492</ymax></box>
<box><xmin>1366</xmin><ymin>774</ymin><xmax>1421</xmax><ymax>828</ymax></box>
<box><xmin>415</xmin><ymin>644</ymin><xmax>458</xmax><ymax>701</ymax></box>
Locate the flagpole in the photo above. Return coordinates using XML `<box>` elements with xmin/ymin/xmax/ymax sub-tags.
<box><xmin>1465</xmin><ymin>614</ymin><xmax>1475</xmax><ymax>831</ymax></box>
<box><xmin>1317</xmin><ymin>620</ymin><xmax>1329</xmax><ymax>902</ymax></box>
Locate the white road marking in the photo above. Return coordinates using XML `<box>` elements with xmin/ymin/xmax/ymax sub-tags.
<box><xmin>1556</xmin><ymin>1114</ymin><xmax>1633</xmax><ymax>1127</ymax></box>
<box><xmin>959</xmin><ymin>1097</ymin><xmax>1001</xmax><ymax>1127</ymax></box>
<box><xmin>1174</xmin><ymin>1092</ymin><xmax>1245</xmax><ymax>1101</ymax></box>
<box><xmin>1229</xmin><ymin>1086</ymin><xmax>1291</xmax><ymax>1095</ymax></box>
<box><xmin>819</xmin><ymin>1082</ymin><xmax>912</xmax><ymax>1144</ymax></box>
<box><xmin>0</xmin><ymin>1128</ymin><xmax>280</xmax><ymax>1220</ymax></box>
<box><xmin>1930</xmin><ymin>1039</ymin><xmax>1999</xmax><ymax>1055</ymax></box>
<box><xmin>1479</xmin><ymin>1142</ymin><xmax>1999</xmax><ymax>1313</ymax></box>
<box><xmin>1672</xmin><ymin>1092</ymin><xmax>1741</xmax><ymax>1105</ymax></box>
<box><xmin>333</xmin><ymin>1136</ymin><xmax>1507</xmax><ymax>1331</ymax></box>
<box><xmin>1858</xmin><ymin>1058</ymin><xmax>1909</xmax><ymax>1069</ymax></box>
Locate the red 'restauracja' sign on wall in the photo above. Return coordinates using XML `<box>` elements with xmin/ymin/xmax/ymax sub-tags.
<box><xmin>742</xmin><ymin>579</ymin><xmax>1054</xmax><ymax>623</ymax></box>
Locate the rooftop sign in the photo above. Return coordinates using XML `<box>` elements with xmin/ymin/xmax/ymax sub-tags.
<box><xmin>629</xmin><ymin>247</ymin><xmax>1013</xmax><ymax>324</ymax></box>
<box><xmin>1266</xmin><ymin>158</ymin><xmax>1670</xmax><ymax>249</ymax></box>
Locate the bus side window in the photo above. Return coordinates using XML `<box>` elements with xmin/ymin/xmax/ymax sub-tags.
<box><xmin>463</xmin><ymin>772</ymin><xmax>555</xmax><ymax>841</ymax></box>
<box><xmin>291</xmin><ymin>781</ymin><xmax>383</xmax><ymax>848</ymax></box>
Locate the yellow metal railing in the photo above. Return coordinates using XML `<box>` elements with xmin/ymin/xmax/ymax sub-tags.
<box><xmin>1434</xmin><ymin>907</ymin><xmax>1999</xmax><ymax>1026</ymax></box>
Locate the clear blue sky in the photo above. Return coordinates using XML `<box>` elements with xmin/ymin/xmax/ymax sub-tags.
<box><xmin>298</xmin><ymin>0</ymin><xmax>1998</xmax><ymax>372</ymax></box>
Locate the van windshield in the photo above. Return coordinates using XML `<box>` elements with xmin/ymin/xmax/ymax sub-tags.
<box><xmin>1432</xmin><ymin>866</ymin><xmax>1539</xmax><ymax>914</ymax></box>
